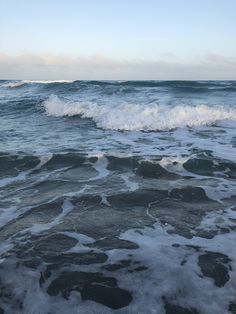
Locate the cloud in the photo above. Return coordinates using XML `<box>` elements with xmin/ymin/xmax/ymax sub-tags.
<box><xmin>0</xmin><ymin>53</ymin><xmax>236</xmax><ymax>80</ymax></box>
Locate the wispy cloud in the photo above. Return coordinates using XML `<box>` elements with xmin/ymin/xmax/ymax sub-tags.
<box><xmin>0</xmin><ymin>53</ymin><xmax>235</xmax><ymax>80</ymax></box>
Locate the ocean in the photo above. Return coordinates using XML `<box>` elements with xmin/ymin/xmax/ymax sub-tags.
<box><xmin>0</xmin><ymin>80</ymin><xmax>236</xmax><ymax>314</ymax></box>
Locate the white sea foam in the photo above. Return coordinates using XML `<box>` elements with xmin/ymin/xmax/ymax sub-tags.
<box><xmin>43</xmin><ymin>95</ymin><xmax>236</xmax><ymax>131</ymax></box>
<box><xmin>2</xmin><ymin>81</ymin><xmax>26</xmax><ymax>88</ymax></box>
<box><xmin>24</xmin><ymin>80</ymin><xmax>73</xmax><ymax>84</ymax></box>
<box><xmin>121</xmin><ymin>173</ymin><xmax>139</xmax><ymax>191</ymax></box>
<box><xmin>3</xmin><ymin>80</ymin><xmax>73</xmax><ymax>88</ymax></box>
<box><xmin>28</xmin><ymin>199</ymin><xmax>74</xmax><ymax>234</ymax></box>
<box><xmin>111</xmin><ymin>220</ymin><xmax>236</xmax><ymax>314</ymax></box>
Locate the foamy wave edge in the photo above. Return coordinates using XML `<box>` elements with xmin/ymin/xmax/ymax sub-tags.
<box><xmin>3</xmin><ymin>80</ymin><xmax>74</xmax><ymax>88</ymax></box>
<box><xmin>43</xmin><ymin>95</ymin><xmax>236</xmax><ymax>131</ymax></box>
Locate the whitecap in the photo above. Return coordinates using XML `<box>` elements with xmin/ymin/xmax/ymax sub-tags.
<box><xmin>43</xmin><ymin>95</ymin><xmax>236</xmax><ymax>131</ymax></box>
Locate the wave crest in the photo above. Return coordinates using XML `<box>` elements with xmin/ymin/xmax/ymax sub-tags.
<box><xmin>43</xmin><ymin>95</ymin><xmax>236</xmax><ymax>131</ymax></box>
<box><xmin>2</xmin><ymin>80</ymin><xmax>73</xmax><ymax>88</ymax></box>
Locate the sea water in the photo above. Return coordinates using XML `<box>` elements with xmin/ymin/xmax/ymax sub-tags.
<box><xmin>0</xmin><ymin>80</ymin><xmax>236</xmax><ymax>313</ymax></box>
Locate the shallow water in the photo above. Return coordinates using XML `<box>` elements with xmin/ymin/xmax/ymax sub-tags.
<box><xmin>0</xmin><ymin>80</ymin><xmax>236</xmax><ymax>313</ymax></box>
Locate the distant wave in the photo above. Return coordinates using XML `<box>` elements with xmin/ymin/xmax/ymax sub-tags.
<box><xmin>24</xmin><ymin>80</ymin><xmax>74</xmax><ymax>84</ymax></box>
<box><xmin>2</xmin><ymin>81</ymin><xmax>27</xmax><ymax>88</ymax></box>
<box><xmin>43</xmin><ymin>95</ymin><xmax>236</xmax><ymax>131</ymax></box>
<box><xmin>2</xmin><ymin>80</ymin><xmax>73</xmax><ymax>88</ymax></box>
<box><xmin>2</xmin><ymin>80</ymin><xmax>236</xmax><ymax>91</ymax></box>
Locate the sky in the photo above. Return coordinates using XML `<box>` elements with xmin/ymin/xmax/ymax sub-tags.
<box><xmin>0</xmin><ymin>0</ymin><xmax>236</xmax><ymax>80</ymax></box>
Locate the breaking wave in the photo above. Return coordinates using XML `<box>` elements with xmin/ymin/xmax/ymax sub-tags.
<box><xmin>2</xmin><ymin>80</ymin><xmax>73</xmax><ymax>88</ymax></box>
<box><xmin>43</xmin><ymin>95</ymin><xmax>236</xmax><ymax>131</ymax></box>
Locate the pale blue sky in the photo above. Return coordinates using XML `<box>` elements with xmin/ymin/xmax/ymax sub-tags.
<box><xmin>0</xmin><ymin>0</ymin><xmax>236</xmax><ymax>79</ymax></box>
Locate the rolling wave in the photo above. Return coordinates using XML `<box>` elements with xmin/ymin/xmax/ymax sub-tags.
<box><xmin>1</xmin><ymin>79</ymin><xmax>236</xmax><ymax>92</ymax></box>
<box><xmin>43</xmin><ymin>95</ymin><xmax>236</xmax><ymax>131</ymax></box>
<box><xmin>1</xmin><ymin>80</ymin><xmax>73</xmax><ymax>88</ymax></box>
